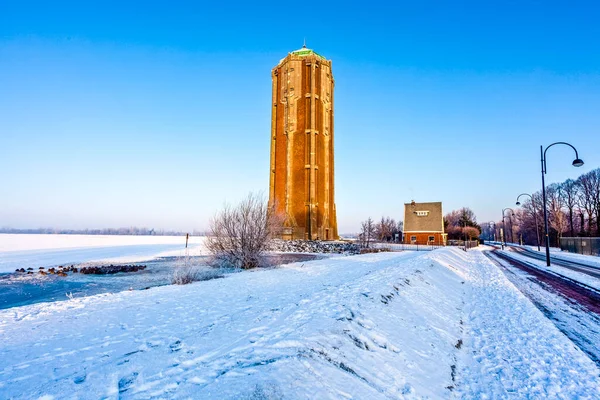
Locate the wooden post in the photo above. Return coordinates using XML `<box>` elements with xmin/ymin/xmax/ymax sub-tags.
<box><xmin>185</xmin><ymin>233</ymin><xmax>189</xmax><ymax>248</ymax></box>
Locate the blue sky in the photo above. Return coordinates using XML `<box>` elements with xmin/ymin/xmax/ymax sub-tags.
<box><xmin>1</xmin><ymin>1</ymin><xmax>599</xmax><ymax>233</ymax></box>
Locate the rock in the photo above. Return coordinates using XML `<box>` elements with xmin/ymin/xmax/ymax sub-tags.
<box><xmin>268</xmin><ymin>240</ymin><xmax>360</xmax><ymax>255</ymax></box>
<box><xmin>78</xmin><ymin>264</ymin><xmax>147</xmax><ymax>275</ymax></box>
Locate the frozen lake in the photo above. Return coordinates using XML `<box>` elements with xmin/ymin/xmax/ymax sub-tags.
<box><xmin>0</xmin><ymin>234</ymin><xmax>320</xmax><ymax>309</ymax></box>
<box><xmin>0</xmin><ymin>256</ymin><xmax>201</xmax><ymax>309</ymax></box>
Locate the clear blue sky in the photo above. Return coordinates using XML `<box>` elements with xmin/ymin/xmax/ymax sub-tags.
<box><xmin>1</xmin><ymin>1</ymin><xmax>599</xmax><ymax>233</ymax></box>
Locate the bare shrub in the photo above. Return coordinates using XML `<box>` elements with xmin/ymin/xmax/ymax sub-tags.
<box><xmin>171</xmin><ymin>253</ymin><xmax>223</xmax><ymax>285</ymax></box>
<box><xmin>360</xmin><ymin>247</ymin><xmax>391</xmax><ymax>254</ymax></box>
<box><xmin>171</xmin><ymin>267</ymin><xmax>222</xmax><ymax>285</ymax></box>
<box><xmin>206</xmin><ymin>192</ymin><xmax>283</xmax><ymax>269</ymax></box>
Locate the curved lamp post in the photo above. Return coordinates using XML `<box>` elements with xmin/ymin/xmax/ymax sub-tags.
<box><xmin>516</xmin><ymin>193</ymin><xmax>541</xmax><ymax>251</ymax></box>
<box><xmin>501</xmin><ymin>208</ymin><xmax>515</xmax><ymax>250</ymax></box>
<box><xmin>541</xmin><ymin>142</ymin><xmax>584</xmax><ymax>266</ymax></box>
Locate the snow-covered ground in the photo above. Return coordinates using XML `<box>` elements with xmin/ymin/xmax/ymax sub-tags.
<box><xmin>0</xmin><ymin>234</ymin><xmax>205</xmax><ymax>273</ymax></box>
<box><xmin>1</xmin><ymin>247</ymin><xmax>598</xmax><ymax>399</ymax></box>
<box><xmin>488</xmin><ymin>250</ymin><xmax>600</xmax><ymax>365</ymax></box>
<box><xmin>499</xmin><ymin>248</ymin><xmax>600</xmax><ymax>291</ymax></box>
<box><xmin>523</xmin><ymin>245</ymin><xmax>600</xmax><ymax>268</ymax></box>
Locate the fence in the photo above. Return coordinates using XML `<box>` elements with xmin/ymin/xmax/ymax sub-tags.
<box><xmin>370</xmin><ymin>240</ymin><xmax>479</xmax><ymax>252</ymax></box>
<box><xmin>371</xmin><ymin>243</ymin><xmax>443</xmax><ymax>252</ymax></box>
<box><xmin>560</xmin><ymin>237</ymin><xmax>600</xmax><ymax>256</ymax></box>
<box><xmin>447</xmin><ymin>240</ymin><xmax>479</xmax><ymax>249</ymax></box>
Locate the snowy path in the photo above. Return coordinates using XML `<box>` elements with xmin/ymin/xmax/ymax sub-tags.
<box><xmin>487</xmin><ymin>250</ymin><xmax>600</xmax><ymax>366</ymax></box>
<box><xmin>457</xmin><ymin>249</ymin><xmax>600</xmax><ymax>398</ymax></box>
<box><xmin>1</xmin><ymin>248</ymin><xmax>599</xmax><ymax>399</ymax></box>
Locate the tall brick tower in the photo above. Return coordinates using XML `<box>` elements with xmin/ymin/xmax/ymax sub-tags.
<box><xmin>269</xmin><ymin>45</ymin><xmax>338</xmax><ymax>240</ymax></box>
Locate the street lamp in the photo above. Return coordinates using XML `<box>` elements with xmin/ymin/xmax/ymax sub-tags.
<box><xmin>540</xmin><ymin>142</ymin><xmax>584</xmax><ymax>266</ymax></box>
<box><xmin>516</xmin><ymin>193</ymin><xmax>541</xmax><ymax>251</ymax></box>
<box><xmin>501</xmin><ymin>208</ymin><xmax>515</xmax><ymax>250</ymax></box>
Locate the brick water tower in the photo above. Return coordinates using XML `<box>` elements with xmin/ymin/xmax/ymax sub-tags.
<box><xmin>268</xmin><ymin>44</ymin><xmax>338</xmax><ymax>240</ymax></box>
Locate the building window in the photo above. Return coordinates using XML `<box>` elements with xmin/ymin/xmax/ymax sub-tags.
<box><xmin>410</xmin><ymin>236</ymin><xmax>417</xmax><ymax>243</ymax></box>
<box><xmin>428</xmin><ymin>236</ymin><xmax>435</xmax><ymax>242</ymax></box>
<box><xmin>415</xmin><ymin>211</ymin><xmax>429</xmax><ymax>216</ymax></box>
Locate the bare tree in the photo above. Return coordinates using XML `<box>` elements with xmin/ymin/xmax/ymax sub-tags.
<box><xmin>590</xmin><ymin>169</ymin><xmax>600</xmax><ymax>236</ymax></box>
<box><xmin>546</xmin><ymin>183</ymin><xmax>568</xmax><ymax>246</ymax></box>
<box><xmin>358</xmin><ymin>217</ymin><xmax>375</xmax><ymax>248</ymax></box>
<box><xmin>374</xmin><ymin>216</ymin><xmax>398</xmax><ymax>242</ymax></box>
<box><xmin>206</xmin><ymin>193</ymin><xmax>283</xmax><ymax>269</ymax></box>
<box><xmin>561</xmin><ymin>179</ymin><xmax>579</xmax><ymax>237</ymax></box>
<box><xmin>517</xmin><ymin>194</ymin><xmax>543</xmax><ymax>247</ymax></box>
<box><xmin>577</xmin><ymin>171</ymin><xmax>598</xmax><ymax>236</ymax></box>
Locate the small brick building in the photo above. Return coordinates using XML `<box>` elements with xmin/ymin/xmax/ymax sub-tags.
<box><xmin>403</xmin><ymin>201</ymin><xmax>447</xmax><ymax>245</ymax></box>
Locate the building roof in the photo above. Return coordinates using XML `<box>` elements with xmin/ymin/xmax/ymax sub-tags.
<box><xmin>290</xmin><ymin>46</ymin><xmax>326</xmax><ymax>60</ymax></box>
<box><xmin>277</xmin><ymin>44</ymin><xmax>327</xmax><ymax>65</ymax></box>
<box><xmin>403</xmin><ymin>201</ymin><xmax>445</xmax><ymax>233</ymax></box>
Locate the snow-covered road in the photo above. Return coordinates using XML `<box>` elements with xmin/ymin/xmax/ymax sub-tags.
<box><xmin>1</xmin><ymin>248</ymin><xmax>599</xmax><ymax>399</ymax></box>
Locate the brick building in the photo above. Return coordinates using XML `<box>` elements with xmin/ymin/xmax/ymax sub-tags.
<box><xmin>403</xmin><ymin>201</ymin><xmax>447</xmax><ymax>245</ymax></box>
<box><xmin>268</xmin><ymin>45</ymin><xmax>338</xmax><ymax>240</ymax></box>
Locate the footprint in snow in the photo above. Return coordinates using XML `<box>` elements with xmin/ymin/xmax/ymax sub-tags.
<box><xmin>118</xmin><ymin>372</ymin><xmax>139</xmax><ymax>393</ymax></box>
<box><xmin>73</xmin><ymin>371</ymin><xmax>86</xmax><ymax>384</ymax></box>
<box><xmin>170</xmin><ymin>340</ymin><xmax>183</xmax><ymax>352</ymax></box>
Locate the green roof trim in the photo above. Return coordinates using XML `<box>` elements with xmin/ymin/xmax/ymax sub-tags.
<box><xmin>290</xmin><ymin>48</ymin><xmax>326</xmax><ymax>60</ymax></box>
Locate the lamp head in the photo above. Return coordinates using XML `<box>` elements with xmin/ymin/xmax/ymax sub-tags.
<box><xmin>516</xmin><ymin>201</ymin><xmax>521</xmax><ymax>206</ymax></box>
<box><xmin>572</xmin><ymin>158</ymin><xmax>584</xmax><ymax>167</ymax></box>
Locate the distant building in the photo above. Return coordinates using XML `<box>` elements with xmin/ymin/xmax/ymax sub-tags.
<box><xmin>268</xmin><ymin>44</ymin><xmax>338</xmax><ymax>240</ymax></box>
<box><xmin>403</xmin><ymin>201</ymin><xmax>447</xmax><ymax>245</ymax></box>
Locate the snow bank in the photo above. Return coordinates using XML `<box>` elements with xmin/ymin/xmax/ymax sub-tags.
<box><xmin>500</xmin><ymin>249</ymin><xmax>600</xmax><ymax>291</ymax></box>
<box><xmin>0</xmin><ymin>248</ymin><xmax>598</xmax><ymax>399</ymax></box>
<box><xmin>524</xmin><ymin>245</ymin><xmax>600</xmax><ymax>268</ymax></box>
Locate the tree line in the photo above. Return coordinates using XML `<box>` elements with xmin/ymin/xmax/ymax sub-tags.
<box><xmin>358</xmin><ymin>217</ymin><xmax>403</xmax><ymax>248</ymax></box>
<box><xmin>444</xmin><ymin>208</ymin><xmax>481</xmax><ymax>240</ymax></box>
<box><xmin>485</xmin><ymin>168</ymin><xmax>600</xmax><ymax>246</ymax></box>
<box><xmin>0</xmin><ymin>227</ymin><xmax>190</xmax><ymax>236</ymax></box>
<box><xmin>357</xmin><ymin>207</ymin><xmax>482</xmax><ymax>248</ymax></box>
